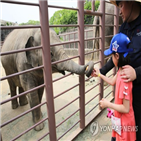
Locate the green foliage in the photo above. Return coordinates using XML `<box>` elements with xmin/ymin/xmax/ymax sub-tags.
<box><xmin>84</xmin><ymin>0</ymin><xmax>93</xmax><ymax>24</ymax></box>
<box><xmin>49</xmin><ymin>0</ymin><xmax>100</xmax><ymax>34</ymax></box>
<box><xmin>95</xmin><ymin>0</ymin><xmax>100</xmax><ymax>11</ymax></box>
<box><xmin>49</xmin><ymin>9</ymin><xmax>77</xmax><ymax>34</ymax></box>
<box><xmin>6</xmin><ymin>22</ymin><xmax>12</xmax><ymax>26</ymax></box>
<box><xmin>19</xmin><ymin>20</ymin><xmax>40</xmax><ymax>25</ymax></box>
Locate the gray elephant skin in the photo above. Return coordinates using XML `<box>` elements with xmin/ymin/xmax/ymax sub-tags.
<box><xmin>1</xmin><ymin>28</ymin><xmax>90</xmax><ymax>131</ymax></box>
<box><xmin>92</xmin><ymin>3</ymin><xmax>123</xmax><ymax>60</ymax></box>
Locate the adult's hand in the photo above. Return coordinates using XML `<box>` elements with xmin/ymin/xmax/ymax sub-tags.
<box><xmin>120</xmin><ymin>65</ymin><xmax>136</xmax><ymax>82</ymax></box>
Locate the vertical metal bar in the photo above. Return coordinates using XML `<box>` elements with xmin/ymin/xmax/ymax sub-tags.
<box><xmin>99</xmin><ymin>1</ymin><xmax>105</xmax><ymax>105</ymax></box>
<box><xmin>113</xmin><ymin>6</ymin><xmax>119</xmax><ymax>97</ymax></box>
<box><xmin>39</xmin><ymin>1</ymin><xmax>57</xmax><ymax>141</ymax></box>
<box><xmin>69</xmin><ymin>34</ymin><xmax>70</xmax><ymax>48</ymax></box>
<box><xmin>114</xmin><ymin>7</ymin><xmax>119</xmax><ymax>34</ymax></box>
<box><xmin>92</xmin><ymin>0</ymin><xmax>95</xmax><ymax>11</ymax></box>
<box><xmin>77</xmin><ymin>0</ymin><xmax>85</xmax><ymax>129</ymax></box>
<box><xmin>74</xmin><ymin>33</ymin><xmax>75</xmax><ymax>48</ymax></box>
<box><xmin>0</xmin><ymin>129</ymin><xmax>2</xmax><ymax>141</ymax></box>
<box><xmin>86</xmin><ymin>30</ymin><xmax>88</xmax><ymax>48</ymax></box>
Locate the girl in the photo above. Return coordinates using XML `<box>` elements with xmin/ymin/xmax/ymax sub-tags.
<box><xmin>92</xmin><ymin>33</ymin><xmax>136</xmax><ymax>141</ymax></box>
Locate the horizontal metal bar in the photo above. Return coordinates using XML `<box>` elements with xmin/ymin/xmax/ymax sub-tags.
<box><xmin>57</xmin><ymin>120</ymin><xmax>80</xmax><ymax>140</ymax></box>
<box><xmin>50</xmin><ymin>39</ymin><xmax>79</xmax><ymax>47</ymax></box>
<box><xmin>84</xmin><ymin>24</ymin><xmax>102</xmax><ymax>27</ymax></box>
<box><xmin>85</xmin><ymin>103</ymin><xmax>99</xmax><ymax>116</ymax></box>
<box><xmin>84</xmin><ymin>10</ymin><xmax>102</xmax><ymax>16</ymax></box>
<box><xmin>0</xmin><ymin>65</ymin><xmax>44</xmax><ymax>81</ymax></box>
<box><xmin>0</xmin><ymin>102</ymin><xmax>47</xmax><ymax>128</ymax></box>
<box><xmin>58</xmin><ymin>31</ymin><xmax>77</xmax><ymax>36</ymax></box>
<box><xmin>105</xmin><ymin>24</ymin><xmax>115</xmax><ymax>27</ymax></box>
<box><xmin>11</xmin><ymin>117</ymin><xmax>48</xmax><ymax>141</ymax></box>
<box><xmin>1</xmin><ymin>25</ymin><xmax>41</xmax><ymax>30</ymax></box>
<box><xmin>51</xmin><ymin>55</ymin><xmax>79</xmax><ymax>65</ymax></box>
<box><xmin>104</xmin><ymin>91</ymin><xmax>113</xmax><ymax>98</ymax></box>
<box><xmin>84</xmin><ymin>49</ymin><xmax>101</xmax><ymax>56</ymax></box>
<box><xmin>1</xmin><ymin>0</ymin><xmax>39</xmax><ymax>6</ymax></box>
<box><xmin>85</xmin><ymin>83</ymin><xmax>100</xmax><ymax>95</ymax></box>
<box><xmin>54</xmin><ymin>84</ymin><xmax>79</xmax><ymax>99</ymax></box>
<box><xmin>0</xmin><ymin>84</ymin><xmax>45</xmax><ymax>105</ymax></box>
<box><xmin>85</xmin><ymin>93</ymin><xmax>100</xmax><ymax>106</ymax></box>
<box><xmin>37</xmin><ymin>132</ymin><xmax>50</xmax><ymax>141</ymax></box>
<box><xmin>53</xmin><ymin>73</ymin><xmax>72</xmax><ymax>83</ymax></box>
<box><xmin>84</xmin><ymin>36</ymin><xmax>102</xmax><ymax>42</ymax></box>
<box><xmin>0</xmin><ymin>46</ymin><xmax>42</xmax><ymax>56</ymax></box>
<box><xmin>105</xmin><ymin>46</ymin><xmax>110</xmax><ymax>50</ymax></box>
<box><xmin>48</xmin><ymin>5</ymin><xmax>78</xmax><ymax>11</ymax></box>
<box><xmin>56</xmin><ymin>109</ymin><xmax>80</xmax><ymax>128</ymax></box>
<box><xmin>49</xmin><ymin>24</ymin><xmax>79</xmax><ymax>28</ymax></box>
<box><xmin>104</xmin><ymin>56</ymin><xmax>111</xmax><ymax>60</ymax></box>
<box><xmin>105</xmin><ymin>12</ymin><xmax>116</xmax><ymax>16</ymax></box>
<box><xmin>55</xmin><ymin>96</ymin><xmax>80</xmax><ymax>114</ymax></box>
<box><xmin>104</xmin><ymin>84</ymin><xmax>110</xmax><ymax>91</ymax></box>
<box><xmin>105</xmin><ymin>35</ymin><xmax>113</xmax><ymax>38</ymax></box>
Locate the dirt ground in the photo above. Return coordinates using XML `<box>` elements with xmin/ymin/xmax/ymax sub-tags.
<box><xmin>0</xmin><ymin>58</ymin><xmax>114</xmax><ymax>141</ymax></box>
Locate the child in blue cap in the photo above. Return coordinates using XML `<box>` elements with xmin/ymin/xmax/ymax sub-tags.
<box><xmin>92</xmin><ymin>33</ymin><xmax>136</xmax><ymax>141</ymax></box>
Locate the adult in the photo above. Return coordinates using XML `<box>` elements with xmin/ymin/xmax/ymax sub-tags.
<box><xmin>97</xmin><ymin>1</ymin><xmax>141</xmax><ymax>140</ymax></box>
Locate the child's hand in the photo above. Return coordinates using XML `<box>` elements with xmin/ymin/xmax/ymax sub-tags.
<box><xmin>94</xmin><ymin>67</ymin><xmax>100</xmax><ymax>76</ymax></box>
<box><xmin>99</xmin><ymin>98</ymin><xmax>110</xmax><ymax>109</ymax></box>
<box><xmin>91</xmin><ymin>67</ymin><xmax>100</xmax><ymax>77</ymax></box>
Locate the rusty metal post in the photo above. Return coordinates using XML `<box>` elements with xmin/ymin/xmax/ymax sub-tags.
<box><xmin>86</xmin><ymin>30</ymin><xmax>88</xmax><ymax>48</ymax></box>
<box><xmin>92</xmin><ymin>0</ymin><xmax>95</xmax><ymax>11</ymax></box>
<box><xmin>112</xmin><ymin>6</ymin><xmax>119</xmax><ymax>97</ymax></box>
<box><xmin>99</xmin><ymin>1</ymin><xmax>105</xmax><ymax>104</ymax></box>
<box><xmin>39</xmin><ymin>1</ymin><xmax>57</xmax><ymax>141</ymax></box>
<box><xmin>0</xmin><ymin>129</ymin><xmax>2</xmax><ymax>141</ymax></box>
<box><xmin>77</xmin><ymin>0</ymin><xmax>85</xmax><ymax>129</ymax></box>
<box><xmin>114</xmin><ymin>6</ymin><xmax>119</xmax><ymax>34</ymax></box>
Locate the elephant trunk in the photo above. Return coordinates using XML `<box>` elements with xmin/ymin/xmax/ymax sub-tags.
<box><xmin>57</xmin><ymin>57</ymin><xmax>87</xmax><ymax>75</ymax></box>
<box><xmin>62</xmin><ymin>60</ymin><xmax>86</xmax><ymax>75</ymax></box>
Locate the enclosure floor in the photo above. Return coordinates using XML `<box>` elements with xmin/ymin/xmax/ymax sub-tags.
<box><xmin>0</xmin><ymin>58</ymin><xmax>114</xmax><ymax>141</ymax></box>
<box><xmin>73</xmin><ymin>107</ymin><xmax>113</xmax><ymax>141</ymax></box>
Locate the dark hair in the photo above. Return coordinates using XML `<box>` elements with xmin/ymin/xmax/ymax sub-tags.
<box><xmin>113</xmin><ymin>43</ymin><xmax>130</xmax><ymax>68</ymax></box>
<box><xmin>117</xmin><ymin>53</ymin><xmax>130</xmax><ymax>68</ymax></box>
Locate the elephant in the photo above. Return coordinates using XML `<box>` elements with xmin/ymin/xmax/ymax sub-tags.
<box><xmin>91</xmin><ymin>2</ymin><xmax>123</xmax><ymax>61</ymax></box>
<box><xmin>1</xmin><ymin>28</ymin><xmax>93</xmax><ymax>131</ymax></box>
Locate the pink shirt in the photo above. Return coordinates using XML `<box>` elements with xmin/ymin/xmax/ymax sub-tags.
<box><xmin>112</xmin><ymin>70</ymin><xmax>136</xmax><ymax>141</ymax></box>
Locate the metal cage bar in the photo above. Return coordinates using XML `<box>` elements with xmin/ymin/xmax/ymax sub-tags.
<box><xmin>77</xmin><ymin>0</ymin><xmax>85</xmax><ymax>129</ymax></box>
<box><xmin>39</xmin><ymin>1</ymin><xmax>57</xmax><ymax>140</ymax></box>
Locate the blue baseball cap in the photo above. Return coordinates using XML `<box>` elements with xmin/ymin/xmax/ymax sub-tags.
<box><xmin>104</xmin><ymin>33</ymin><xmax>133</xmax><ymax>57</ymax></box>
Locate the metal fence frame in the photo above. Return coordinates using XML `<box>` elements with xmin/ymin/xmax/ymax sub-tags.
<box><xmin>0</xmin><ymin>0</ymin><xmax>119</xmax><ymax>140</ymax></box>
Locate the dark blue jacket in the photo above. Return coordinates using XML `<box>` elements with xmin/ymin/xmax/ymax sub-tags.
<box><xmin>100</xmin><ymin>10</ymin><xmax>141</xmax><ymax>105</ymax></box>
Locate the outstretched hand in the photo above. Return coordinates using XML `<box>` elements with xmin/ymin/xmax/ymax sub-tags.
<box><xmin>91</xmin><ymin>68</ymin><xmax>100</xmax><ymax>77</ymax></box>
<box><xmin>120</xmin><ymin>65</ymin><xmax>136</xmax><ymax>82</ymax></box>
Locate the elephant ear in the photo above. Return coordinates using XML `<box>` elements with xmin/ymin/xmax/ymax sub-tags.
<box><xmin>25</xmin><ymin>36</ymin><xmax>39</xmax><ymax>67</ymax></box>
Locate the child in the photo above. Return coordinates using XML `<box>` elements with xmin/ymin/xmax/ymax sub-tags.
<box><xmin>92</xmin><ymin>33</ymin><xmax>136</xmax><ymax>141</ymax></box>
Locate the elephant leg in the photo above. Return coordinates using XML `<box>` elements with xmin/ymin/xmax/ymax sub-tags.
<box><xmin>18</xmin><ymin>87</ymin><xmax>28</xmax><ymax>106</ymax></box>
<box><xmin>28</xmin><ymin>89</ymin><xmax>44</xmax><ymax>131</ymax></box>
<box><xmin>7</xmin><ymin>79</ymin><xmax>18</xmax><ymax>109</ymax></box>
<box><xmin>38</xmin><ymin>87</ymin><xmax>44</xmax><ymax>102</ymax></box>
<box><xmin>38</xmin><ymin>80</ymin><xmax>44</xmax><ymax>103</ymax></box>
<box><xmin>20</xmin><ymin>74</ymin><xmax>44</xmax><ymax>131</ymax></box>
